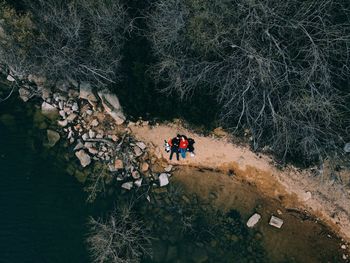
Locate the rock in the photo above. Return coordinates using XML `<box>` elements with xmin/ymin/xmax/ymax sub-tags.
<box><xmin>74</xmin><ymin>141</ymin><xmax>84</xmax><ymax>151</ymax></box>
<box><xmin>111</xmin><ymin>135</ymin><xmax>118</xmax><ymax>142</ymax></box>
<box><xmin>344</xmin><ymin>143</ymin><xmax>350</xmax><ymax>153</ymax></box>
<box><xmin>66</xmin><ymin>113</ymin><xmax>77</xmax><ymax>122</ymax></box>
<box><xmin>58</xmin><ymin>101</ymin><xmax>64</xmax><ymax>110</ymax></box>
<box><xmin>269</xmin><ymin>215</ymin><xmax>284</xmax><ymax>229</ymax></box>
<box><xmin>136</xmin><ymin>141</ymin><xmax>146</xmax><ymax>150</ymax></box>
<box><xmin>57</xmin><ymin>119</ymin><xmax>68</xmax><ymax>127</ymax></box>
<box><xmin>46</xmin><ymin>130</ymin><xmax>60</xmax><ymax>147</ymax></box>
<box><xmin>75</xmin><ymin>150</ymin><xmax>91</xmax><ymax>167</ymax></box>
<box><xmin>246</xmin><ymin>213</ymin><xmax>261</xmax><ymax>228</ymax></box>
<box><xmin>133</xmin><ymin>146</ymin><xmax>143</xmax><ymax>157</ymax></box>
<box><xmin>41</xmin><ymin>102</ymin><xmax>58</xmax><ymax>116</ymax></box>
<box><xmin>146</xmin><ymin>195</ymin><xmax>151</xmax><ymax>202</ymax></box>
<box><xmin>68</xmin><ymin>89</ymin><xmax>79</xmax><ymax>98</ymax></box>
<box><xmin>121</xmin><ymin>182</ymin><xmax>133</xmax><ymax>190</ymax></box>
<box><xmin>96</xmin><ymin>133</ymin><xmax>103</xmax><ymax>139</ymax></box>
<box><xmin>82</xmin><ymin>133</ymin><xmax>89</xmax><ymax>141</ymax></box>
<box><xmin>40</xmin><ymin>87</ymin><xmax>51</xmax><ymax>100</ymax></box>
<box><xmin>114</xmin><ymin>159</ymin><xmax>124</xmax><ymax>169</ymax></box>
<box><xmin>159</xmin><ymin>173</ymin><xmax>169</xmax><ymax>187</ymax></box>
<box><xmin>164</xmin><ymin>165</ymin><xmax>173</xmax><ymax>172</ymax></box>
<box><xmin>91</xmin><ymin>119</ymin><xmax>99</xmax><ymax>127</ymax></box>
<box><xmin>134</xmin><ymin>178</ymin><xmax>143</xmax><ymax>187</ymax></box>
<box><xmin>86</xmin><ymin>109</ymin><xmax>93</xmax><ymax>115</ymax></box>
<box><xmin>88</xmin><ymin>147</ymin><xmax>98</xmax><ymax>155</ymax></box>
<box><xmin>79</xmin><ymin>82</ymin><xmax>97</xmax><ymax>103</ymax></box>
<box><xmin>72</xmin><ymin>102</ymin><xmax>79</xmax><ymax>112</ymax></box>
<box><xmin>59</xmin><ymin>110</ymin><xmax>66</xmax><ymax>118</ymax></box>
<box><xmin>154</xmin><ymin>147</ymin><xmax>162</xmax><ymax>159</ymax></box>
<box><xmin>88</xmin><ymin>129</ymin><xmax>96</xmax><ymax>139</ymax></box>
<box><xmin>97</xmin><ymin>89</ymin><xmax>126</xmax><ymax>125</ymax></box>
<box><xmin>141</xmin><ymin>162</ymin><xmax>149</xmax><ymax>172</ymax></box>
<box><xmin>28</xmin><ymin>74</ymin><xmax>46</xmax><ymax>86</ymax></box>
<box><xmin>343</xmin><ymin>254</ymin><xmax>348</xmax><ymax>260</ymax></box>
<box><xmin>341</xmin><ymin>244</ymin><xmax>347</xmax><ymax>249</ymax></box>
<box><xmin>18</xmin><ymin>87</ymin><xmax>31</xmax><ymax>102</ymax></box>
<box><xmin>6</xmin><ymin>75</ymin><xmax>15</xmax><ymax>82</ymax></box>
<box><xmin>302</xmin><ymin>191</ymin><xmax>312</xmax><ymax>201</ymax></box>
<box><xmin>132</xmin><ymin>171</ymin><xmax>140</xmax><ymax>179</ymax></box>
<box><xmin>56</xmin><ymin>80</ymin><xmax>69</xmax><ymax>92</ymax></box>
<box><xmin>213</xmin><ymin>127</ymin><xmax>228</xmax><ymax>137</ymax></box>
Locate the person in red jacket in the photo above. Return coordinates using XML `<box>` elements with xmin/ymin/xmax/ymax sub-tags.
<box><xmin>179</xmin><ymin>135</ymin><xmax>189</xmax><ymax>159</ymax></box>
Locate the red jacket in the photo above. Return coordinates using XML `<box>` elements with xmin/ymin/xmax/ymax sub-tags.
<box><xmin>179</xmin><ymin>139</ymin><xmax>188</xmax><ymax>149</ymax></box>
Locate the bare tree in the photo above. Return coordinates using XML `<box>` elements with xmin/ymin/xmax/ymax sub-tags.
<box><xmin>148</xmin><ymin>0</ymin><xmax>350</xmax><ymax>163</ymax></box>
<box><xmin>0</xmin><ymin>0</ymin><xmax>129</xmax><ymax>85</ymax></box>
<box><xmin>86</xmin><ymin>206</ymin><xmax>152</xmax><ymax>263</ymax></box>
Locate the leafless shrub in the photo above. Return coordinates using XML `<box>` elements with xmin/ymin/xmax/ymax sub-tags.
<box><xmin>86</xmin><ymin>206</ymin><xmax>152</xmax><ymax>263</ymax></box>
<box><xmin>148</xmin><ymin>0</ymin><xmax>350</xmax><ymax>163</ymax></box>
<box><xmin>0</xmin><ymin>0</ymin><xmax>128</xmax><ymax>84</ymax></box>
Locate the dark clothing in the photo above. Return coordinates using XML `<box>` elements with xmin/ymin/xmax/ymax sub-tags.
<box><xmin>169</xmin><ymin>137</ymin><xmax>180</xmax><ymax>161</ymax></box>
<box><xmin>187</xmin><ymin>138</ymin><xmax>195</xmax><ymax>152</ymax></box>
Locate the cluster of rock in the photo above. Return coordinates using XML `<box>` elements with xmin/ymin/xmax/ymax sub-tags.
<box><xmin>246</xmin><ymin>213</ymin><xmax>284</xmax><ymax>229</ymax></box>
<box><xmin>17</xmin><ymin>76</ymin><xmax>172</xmax><ymax>195</ymax></box>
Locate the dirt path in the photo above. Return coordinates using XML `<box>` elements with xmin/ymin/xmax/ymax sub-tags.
<box><xmin>130</xmin><ymin>122</ymin><xmax>350</xmax><ymax>243</ymax></box>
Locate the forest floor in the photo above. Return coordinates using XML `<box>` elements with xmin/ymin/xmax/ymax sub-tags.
<box><xmin>130</xmin><ymin>121</ymin><xmax>350</xmax><ymax>243</ymax></box>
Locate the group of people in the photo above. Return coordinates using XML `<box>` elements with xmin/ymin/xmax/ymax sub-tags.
<box><xmin>165</xmin><ymin>134</ymin><xmax>195</xmax><ymax>161</ymax></box>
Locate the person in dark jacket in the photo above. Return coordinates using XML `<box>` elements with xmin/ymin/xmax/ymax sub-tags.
<box><xmin>168</xmin><ymin>134</ymin><xmax>181</xmax><ymax>161</ymax></box>
<box><xmin>187</xmin><ymin>137</ymin><xmax>195</xmax><ymax>157</ymax></box>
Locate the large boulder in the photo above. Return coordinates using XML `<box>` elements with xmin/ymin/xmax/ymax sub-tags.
<box><xmin>97</xmin><ymin>89</ymin><xmax>126</xmax><ymax>125</ymax></box>
<box><xmin>46</xmin><ymin>130</ymin><xmax>60</xmax><ymax>147</ymax></box>
<box><xmin>79</xmin><ymin>82</ymin><xmax>97</xmax><ymax>103</ymax></box>
<box><xmin>41</xmin><ymin>102</ymin><xmax>58</xmax><ymax>116</ymax></box>
<box><xmin>75</xmin><ymin>150</ymin><xmax>91</xmax><ymax>167</ymax></box>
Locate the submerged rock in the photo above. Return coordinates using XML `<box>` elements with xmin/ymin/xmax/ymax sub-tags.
<box><xmin>246</xmin><ymin>213</ymin><xmax>261</xmax><ymax>228</ymax></box>
<box><xmin>344</xmin><ymin>143</ymin><xmax>350</xmax><ymax>153</ymax></box>
<box><xmin>18</xmin><ymin>87</ymin><xmax>31</xmax><ymax>102</ymax></box>
<box><xmin>41</xmin><ymin>102</ymin><xmax>58</xmax><ymax>116</ymax></box>
<box><xmin>75</xmin><ymin>150</ymin><xmax>91</xmax><ymax>167</ymax></box>
<box><xmin>6</xmin><ymin>75</ymin><xmax>15</xmax><ymax>82</ymax></box>
<box><xmin>46</xmin><ymin>129</ymin><xmax>60</xmax><ymax>147</ymax></box>
<box><xmin>121</xmin><ymin>182</ymin><xmax>133</xmax><ymax>190</ymax></box>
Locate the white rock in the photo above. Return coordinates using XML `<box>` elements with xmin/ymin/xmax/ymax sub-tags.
<box><xmin>136</xmin><ymin>141</ymin><xmax>147</xmax><ymax>150</ymax></box>
<box><xmin>97</xmin><ymin>89</ymin><xmax>126</xmax><ymax>125</ymax></box>
<box><xmin>6</xmin><ymin>75</ymin><xmax>15</xmax><ymax>82</ymax></box>
<box><xmin>91</xmin><ymin>119</ymin><xmax>99</xmax><ymax>127</ymax></box>
<box><xmin>72</xmin><ymin>102</ymin><xmax>79</xmax><ymax>112</ymax></box>
<box><xmin>164</xmin><ymin>165</ymin><xmax>173</xmax><ymax>172</ymax></box>
<box><xmin>269</xmin><ymin>216</ymin><xmax>284</xmax><ymax>229</ymax></box>
<box><xmin>159</xmin><ymin>173</ymin><xmax>169</xmax><ymax>187</ymax></box>
<box><xmin>79</xmin><ymin>82</ymin><xmax>97</xmax><ymax>103</ymax></box>
<box><xmin>344</xmin><ymin>143</ymin><xmax>350</xmax><ymax>153</ymax></box>
<box><xmin>66</xmin><ymin>113</ymin><xmax>77</xmax><ymax>122</ymax></box>
<box><xmin>57</xmin><ymin>119</ymin><xmax>68</xmax><ymax>127</ymax></box>
<box><xmin>96</xmin><ymin>134</ymin><xmax>103</xmax><ymax>139</ymax></box>
<box><xmin>59</xmin><ymin>110</ymin><xmax>66</xmax><ymax>118</ymax></box>
<box><xmin>41</xmin><ymin>102</ymin><xmax>57</xmax><ymax>115</ymax></box>
<box><xmin>121</xmin><ymin>182</ymin><xmax>133</xmax><ymax>190</ymax></box>
<box><xmin>134</xmin><ymin>178</ymin><xmax>143</xmax><ymax>187</ymax></box>
<box><xmin>18</xmin><ymin>87</ymin><xmax>31</xmax><ymax>102</ymax></box>
<box><xmin>88</xmin><ymin>130</ymin><xmax>96</xmax><ymax>139</ymax></box>
<box><xmin>133</xmin><ymin>146</ymin><xmax>143</xmax><ymax>157</ymax></box>
<box><xmin>86</xmin><ymin>110</ymin><xmax>93</xmax><ymax>115</ymax></box>
<box><xmin>146</xmin><ymin>195</ymin><xmax>151</xmax><ymax>202</ymax></box>
<box><xmin>246</xmin><ymin>213</ymin><xmax>261</xmax><ymax>228</ymax></box>
<box><xmin>341</xmin><ymin>244</ymin><xmax>347</xmax><ymax>249</ymax></box>
<box><xmin>75</xmin><ymin>150</ymin><xmax>91</xmax><ymax>167</ymax></box>
<box><xmin>302</xmin><ymin>191</ymin><xmax>312</xmax><ymax>201</ymax></box>
<box><xmin>82</xmin><ymin>133</ymin><xmax>89</xmax><ymax>141</ymax></box>
<box><xmin>58</xmin><ymin>101</ymin><xmax>64</xmax><ymax>110</ymax></box>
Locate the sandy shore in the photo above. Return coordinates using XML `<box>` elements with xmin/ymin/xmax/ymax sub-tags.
<box><xmin>130</xmin><ymin>122</ymin><xmax>350</xmax><ymax>242</ymax></box>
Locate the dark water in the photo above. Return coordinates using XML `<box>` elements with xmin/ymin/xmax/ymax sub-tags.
<box><xmin>0</xmin><ymin>98</ymin><xmax>92</xmax><ymax>263</ymax></box>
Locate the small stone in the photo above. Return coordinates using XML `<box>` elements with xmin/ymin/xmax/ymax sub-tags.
<box><xmin>159</xmin><ymin>173</ymin><xmax>169</xmax><ymax>187</ymax></box>
<box><xmin>343</xmin><ymin>254</ymin><xmax>348</xmax><ymax>260</ymax></box>
<box><xmin>133</xmin><ymin>146</ymin><xmax>143</xmax><ymax>157</ymax></box>
<box><xmin>88</xmin><ymin>147</ymin><xmax>98</xmax><ymax>155</ymax></box>
<box><xmin>73</xmin><ymin>142</ymin><xmax>84</xmax><ymax>151</ymax></box>
<box><xmin>246</xmin><ymin>213</ymin><xmax>261</xmax><ymax>228</ymax></box>
<box><xmin>66</xmin><ymin>113</ymin><xmax>77</xmax><ymax>122</ymax></box>
<box><xmin>41</xmin><ymin>102</ymin><xmax>57</xmax><ymax>115</ymax></box>
<box><xmin>303</xmin><ymin>191</ymin><xmax>312</xmax><ymax>201</ymax></box>
<box><xmin>344</xmin><ymin>143</ymin><xmax>350</xmax><ymax>153</ymax></box>
<box><xmin>75</xmin><ymin>150</ymin><xmax>91</xmax><ymax>167</ymax></box>
<box><xmin>59</xmin><ymin>110</ymin><xmax>66</xmax><ymax>118</ymax></box>
<box><xmin>86</xmin><ymin>110</ymin><xmax>93</xmax><ymax>115</ymax></box>
<box><xmin>82</xmin><ymin>133</ymin><xmax>89</xmax><ymax>141</ymax></box>
<box><xmin>46</xmin><ymin>130</ymin><xmax>60</xmax><ymax>147</ymax></box>
<box><xmin>121</xmin><ymin>182</ymin><xmax>133</xmax><ymax>190</ymax></box>
<box><xmin>114</xmin><ymin>159</ymin><xmax>124</xmax><ymax>169</ymax></box>
<box><xmin>136</xmin><ymin>141</ymin><xmax>146</xmax><ymax>150</ymax></box>
<box><xmin>141</xmin><ymin>162</ymin><xmax>149</xmax><ymax>172</ymax></box>
<box><xmin>134</xmin><ymin>178</ymin><xmax>143</xmax><ymax>187</ymax></box>
<box><xmin>18</xmin><ymin>87</ymin><xmax>31</xmax><ymax>102</ymax></box>
<box><xmin>91</xmin><ymin>119</ymin><xmax>99</xmax><ymax>127</ymax></box>
<box><xmin>6</xmin><ymin>75</ymin><xmax>15</xmax><ymax>82</ymax></box>
<box><xmin>132</xmin><ymin>171</ymin><xmax>140</xmax><ymax>179</ymax></box>
<box><xmin>277</xmin><ymin>209</ymin><xmax>283</xmax><ymax>215</ymax></box>
<box><xmin>269</xmin><ymin>215</ymin><xmax>284</xmax><ymax>229</ymax></box>
<box><xmin>341</xmin><ymin>244</ymin><xmax>347</xmax><ymax>249</ymax></box>
<box><xmin>72</xmin><ymin>102</ymin><xmax>79</xmax><ymax>112</ymax></box>
<box><xmin>111</xmin><ymin>135</ymin><xmax>118</xmax><ymax>142</ymax></box>
<box><xmin>58</xmin><ymin>101</ymin><xmax>64</xmax><ymax>110</ymax></box>
<box><xmin>164</xmin><ymin>165</ymin><xmax>173</xmax><ymax>172</ymax></box>
<box><xmin>96</xmin><ymin>134</ymin><xmax>103</xmax><ymax>139</ymax></box>
<box><xmin>88</xmin><ymin>129</ymin><xmax>96</xmax><ymax>139</ymax></box>
<box><xmin>57</xmin><ymin>119</ymin><xmax>68</xmax><ymax>127</ymax></box>
<box><xmin>69</xmin><ymin>137</ymin><xmax>75</xmax><ymax>144</ymax></box>
<box><xmin>146</xmin><ymin>195</ymin><xmax>151</xmax><ymax>202</ymax></box>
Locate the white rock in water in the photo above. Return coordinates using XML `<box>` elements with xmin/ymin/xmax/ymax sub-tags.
<box><xmin>57</xmin><ymin>119</ymin><xmax>68</xmax><ymax>127</ymax></box>
<box><xmin>159</xmin><ymin>173</ymin><xmax>169</xmax><ymax>187</ymax></box>
<box><xmin>136</xmin><ymin>141</ymin><xmax>147</xmax><ymax>150</ymax></box>
<box><xmin>134</xmin><ymin>178</ymin><xmax>143</xmax><ymax>187</ymax></box>
<box><xmin>246</xmin><ymin>213</ymin><xmax>261</xmax><ymax>228</ymax></box>
<box><xmin>79</xmin><ymin>82</ymin><xmax>97</xmax><ymax>103</ymax></box>
<box><xmin>91</xmin><ymin>119</ymin><xmax>99</xmax><ymax>127</ymax></box>
<box><xmin>6</xmin><ymin>75</ymin><xmax>15</xmax><ymax>82</ymax></box>
<box><xmin>46</xmin><ymin>130</ymin><xmax>60</xmax><ymax>147</ymax></box>
<box><xmin>121</xmin><ymin>182</ymin><xmax>133</xmax><ymax>190</ymax></box>
<box><xmin>344</xmin><ymin>143</ymin><xmax>350</xmax><ymax>153</ymax></box>
<box><xmin>75</xmin><ymin>150</ymin><xmax>91</xmax><ymax>167</ymax></box>
<box><xmin>269</xmin><ymin>216</ymin><xmax>284</xmax><ymax>229</ymax></box>
<box><xmin>18</xmin><ymin>87</ymin><xmax>31</xmax><ymax>102</ymax></box>
<box><xmin>41</xmin><ymin>102</ymin><xmax>57</xmax><ymax>115</ymax></box>
<box><xmin>146</xmin><ymin>195</ymin><xmax>151</xmax><ymax>202</ymax></box>
<box><xmin>97</xmin><ymin>89</ymin><xmax>126</xmax><ymax>125</ymax></box>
